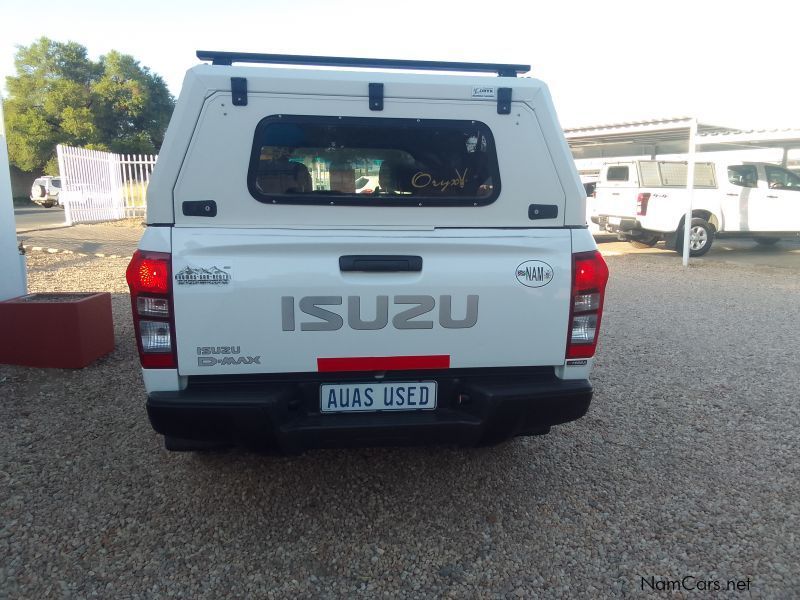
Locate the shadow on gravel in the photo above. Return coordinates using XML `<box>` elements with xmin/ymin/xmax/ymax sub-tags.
<box><xmin>166</xmin><ymin>435</ymin><xmax>564</xmax><ymax>541</ymax></box>
<box><xmin>185</xmin><ymin>435</ymin><xmax>555</xmax><ymax>487</ymax></box>
<box><xmin>72</xmin><ymin>241</ymin><xmax>102</xmax><ymax>253</ymax></box>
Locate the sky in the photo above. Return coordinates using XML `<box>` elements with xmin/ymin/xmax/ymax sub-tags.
<box><xmin>1</xmin><ymin>0</ymin><xmax>799</xmax><ymax>130</ymax></box>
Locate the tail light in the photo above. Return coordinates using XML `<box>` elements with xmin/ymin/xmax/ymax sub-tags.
<box><xmin>126</xmin><ymin>250</ymin><xmax>176</xmax><ymax>368</ymax></box>
<box><xmin>637</xmin><ymin>192</ymin><xmax>650</xmax><ymax>216</ymax></box>
<box><xmin>566</xmin><ymin>250</ymin><xmax>609</xmax><ymax>359</ymax></box>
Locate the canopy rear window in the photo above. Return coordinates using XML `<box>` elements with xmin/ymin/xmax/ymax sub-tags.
<box><xmin>247</xmin><ymin>116</ymin><xmax>501</xmax><ymax>206</ymax></box>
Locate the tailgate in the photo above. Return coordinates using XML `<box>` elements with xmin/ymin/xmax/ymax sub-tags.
<box><xmin>594</xmin><ymin>187</ymin><xmax>639</xmax><ymax>218</ymax></box>
<box><xmin>171</xmin><ymin>228</ymin><xmax>572</xmax><ymax>375</ymax></box>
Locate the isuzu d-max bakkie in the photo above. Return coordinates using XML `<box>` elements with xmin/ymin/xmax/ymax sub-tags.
<box><xmin>592</xmin><ymin>159</ymin><xmax>800</xmax><ymax>256</ymax></box>
<box><xmin>126</xmin><ymin>51</ymin><xmax>609</xmax><ymax>452</ymax></box>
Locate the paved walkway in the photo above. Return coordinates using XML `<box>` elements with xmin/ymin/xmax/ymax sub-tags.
<box><xmin>597</xmin><ymin>236</ymin><xmax>800</xmax><ymax>270</ymax></box>
<box><xmin>16</xmin><ymin>222</ymin><xmax>142</xmax><ymax>258</ymax></box>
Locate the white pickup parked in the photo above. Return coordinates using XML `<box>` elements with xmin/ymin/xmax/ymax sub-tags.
<box><xmin>126</xmin><ymin>52</ymin><xmax>609</xmax><ymax>453</ymax></box>
<box><xmin>593</xmin><ymin>160</ymin><xmax>800</xmax><ymax>255</ymax></box>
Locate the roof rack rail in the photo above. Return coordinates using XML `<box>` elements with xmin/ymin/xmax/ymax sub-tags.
<box><xmin>196</xmin><ymin>51</ymin><xmax>529</xmax><ymax>77</ymax></box>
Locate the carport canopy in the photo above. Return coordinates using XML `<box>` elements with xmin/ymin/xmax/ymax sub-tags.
<box><xmin>564</xmin><ymin>117</ymin><xmax>800</xmax><ymax>266</ymax></box>
<box><xmin>565</xmin><ymin>116</ymin><xmax>800</xmax><ymax>164</ymax></box>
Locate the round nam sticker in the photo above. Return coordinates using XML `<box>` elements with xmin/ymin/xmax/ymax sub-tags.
<box><xmin>516</xmin><ymin>261</ymin><xmax>554</xmax><ymax>288</ymax></box>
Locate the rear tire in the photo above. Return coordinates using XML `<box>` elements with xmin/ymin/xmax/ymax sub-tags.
<box><xmin>42</xmin><ymin>201</ymin><xmax>54</xmax><ymax>208</ymax></box>
<box><xmin>754</xmin><ymin>237</ymin><xmax>779</xmax><ymax>246</ymax></box>
<box><xmin>676</xmin><ymin>218</ymin><xmax>714</xmax><ymax>257</ymax></box>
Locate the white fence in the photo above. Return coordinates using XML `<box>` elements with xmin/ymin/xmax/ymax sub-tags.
<box><xmin>56</xmin><ymin>145</ymin><xmax>157</xmax><ymax>224</ymax></box>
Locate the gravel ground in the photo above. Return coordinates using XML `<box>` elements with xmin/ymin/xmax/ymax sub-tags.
<box><xmin>2</xmin><ymin>252</ymin><xmax>799</xmax><ymax>598</ymax></box>
<box><xmin>17</xmin><ymin>220</ymin><xmax>143</xmax><ymax>258</ymax></box>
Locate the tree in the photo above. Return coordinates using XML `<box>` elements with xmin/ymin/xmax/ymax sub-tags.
<box><xmin>3</xmin><ymin>38</ymin><xmax>174</xmax><ymax>174</ymax></box>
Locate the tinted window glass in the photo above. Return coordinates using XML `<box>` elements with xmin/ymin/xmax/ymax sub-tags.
<box><xmin>606</xmin><ymin>166</ymin><xmax>629</xmax><ymax>181</ymax></box>
<box><xmin>765</xmin><ymin>165</ymin><xmax>800</xmax><ymax>191</ymax></box>
<box><xmin>728</xmin><ymin>165</ymin><xmax>758</xmax><ymax>188</ymax></box>
<box><xmin>248</xmin><ymin>116</ymin><xmax>501</xmax><ymax>206</ymax></box>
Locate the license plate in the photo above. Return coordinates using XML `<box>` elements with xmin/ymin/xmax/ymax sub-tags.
<box><xmin>608</xmin><ymin>216</ymin><xmax>622</xmax><ymax>225</ymax></box>
<box><xmin>320</xmin><ymin>382</ymin><xmax>437</xmax><ymax>413</ymax></box>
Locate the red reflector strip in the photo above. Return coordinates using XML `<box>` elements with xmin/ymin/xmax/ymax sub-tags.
<box><xmin>317</xmin><ymin>355</ymin><xmax>450</xmax><ymax>372</ymax></box>
<box><xmin>140</xmin><ymin>352</ymin><xmax>176</xmax><ymax>369</ymax></box>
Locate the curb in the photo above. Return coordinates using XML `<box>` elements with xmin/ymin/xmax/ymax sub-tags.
<box><xmin>15</xmin><ymin>224</ymin><xmax>72</xmax><ymax>234</ymax></box>
<box><xmin>21</xmin><ymin>244</ymin><xmax>129</xmax><ymax>260</ymax></box>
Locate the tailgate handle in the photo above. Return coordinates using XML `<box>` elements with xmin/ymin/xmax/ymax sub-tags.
<box><xmin>182</xmin><ymin>200</ymin><xmax>217</xmax><ymax>217</ymax></box>
<box><xmin>339</xmin><ymin>255</ymin><xmax>422</xmax><ymax>272</ymax></box>
<box><xmin>528</xmin><ymin>204</ymin><xmax>558</xmax><ymax>220</ymax></box>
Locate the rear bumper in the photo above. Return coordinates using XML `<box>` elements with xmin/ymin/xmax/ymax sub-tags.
<box><xmin>594</xmin><ymin>215</ymin><xmax>643</xmax><ymax>233</ymax></box>
<box><xmin>594</xmin><ymin>215</ymin><xmax>669</xmax><ymax>242</ymax></box>
<box><xmin>147</xmin><ymin>368</ymin><xmax>593</xmax><ymax>452</ymax></box>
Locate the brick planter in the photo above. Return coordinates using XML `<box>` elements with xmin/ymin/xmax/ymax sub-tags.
<box><xmin>0</xmin><ymin>292</ymin><xmax>114</xmax><ymax>368</ymax></box>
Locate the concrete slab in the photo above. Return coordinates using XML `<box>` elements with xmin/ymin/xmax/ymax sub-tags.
<box><xmin>596</xmin><ymin>235</ymin><xmax>800</xmax><ymax>270</ymax></box>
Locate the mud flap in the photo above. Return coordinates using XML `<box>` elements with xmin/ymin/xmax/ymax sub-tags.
<box><xmin>664</xmin><ymin>229</ymin><xmax>679</xmax><ymax>251</ymax></box>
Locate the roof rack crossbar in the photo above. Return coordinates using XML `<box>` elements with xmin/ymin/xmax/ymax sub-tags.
<box><xmin>196</xmin><ymin>51</ymin><xmax>529</xmax><ymax>77</ymax></box>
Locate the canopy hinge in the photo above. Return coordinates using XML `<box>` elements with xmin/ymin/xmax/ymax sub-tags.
<box><xmin>231</xmin><ymin>77</ymin><xmax>248</xmax><ymax>106</ymax></box>
<box><xmin>497</xmin><ymin>87</ymin><xmax>512</xmax><ymax>114</ymax></box>
<box><xmin>369</xmin><ymin>83</ymin><xmax>384</xmax><ymax>111</ymax></box>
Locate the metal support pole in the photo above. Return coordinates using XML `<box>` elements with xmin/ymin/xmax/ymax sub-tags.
<box><xmin>682</xmin><ymin>119</ymin><xmax>698</xmax><ymax>267</ymax></box>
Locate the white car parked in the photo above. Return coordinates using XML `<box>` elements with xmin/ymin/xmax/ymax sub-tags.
<box><xmin>126</xmin><ymin>51</ymin><xmax>608</xmax><ymax>452</ymax></box>
<box><xmin>593</xmin><ymin>160</ymin><xmax>800</xmax><ymax>255</ymax></box>
<box><xmin>29</xmin><ymin>176</ymin><xmax>62</xmax><ymax>208</ymax></box>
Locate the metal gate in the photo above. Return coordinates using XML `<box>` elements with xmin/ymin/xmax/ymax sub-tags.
<box><xmin>56</xmin><ymin>145</ymin><xmax>157</xmax><ymax>224</ymax></box>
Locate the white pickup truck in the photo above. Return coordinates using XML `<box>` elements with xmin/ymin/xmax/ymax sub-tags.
<box><xmin>126</xmin><ymin>51</ymin><xmax>609</xmax><ymax>452</ymax></box>
<box><xmin>593</xmin><ymin>160</ymin><xmax>800</xmax><ymax>255</ymax></box>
